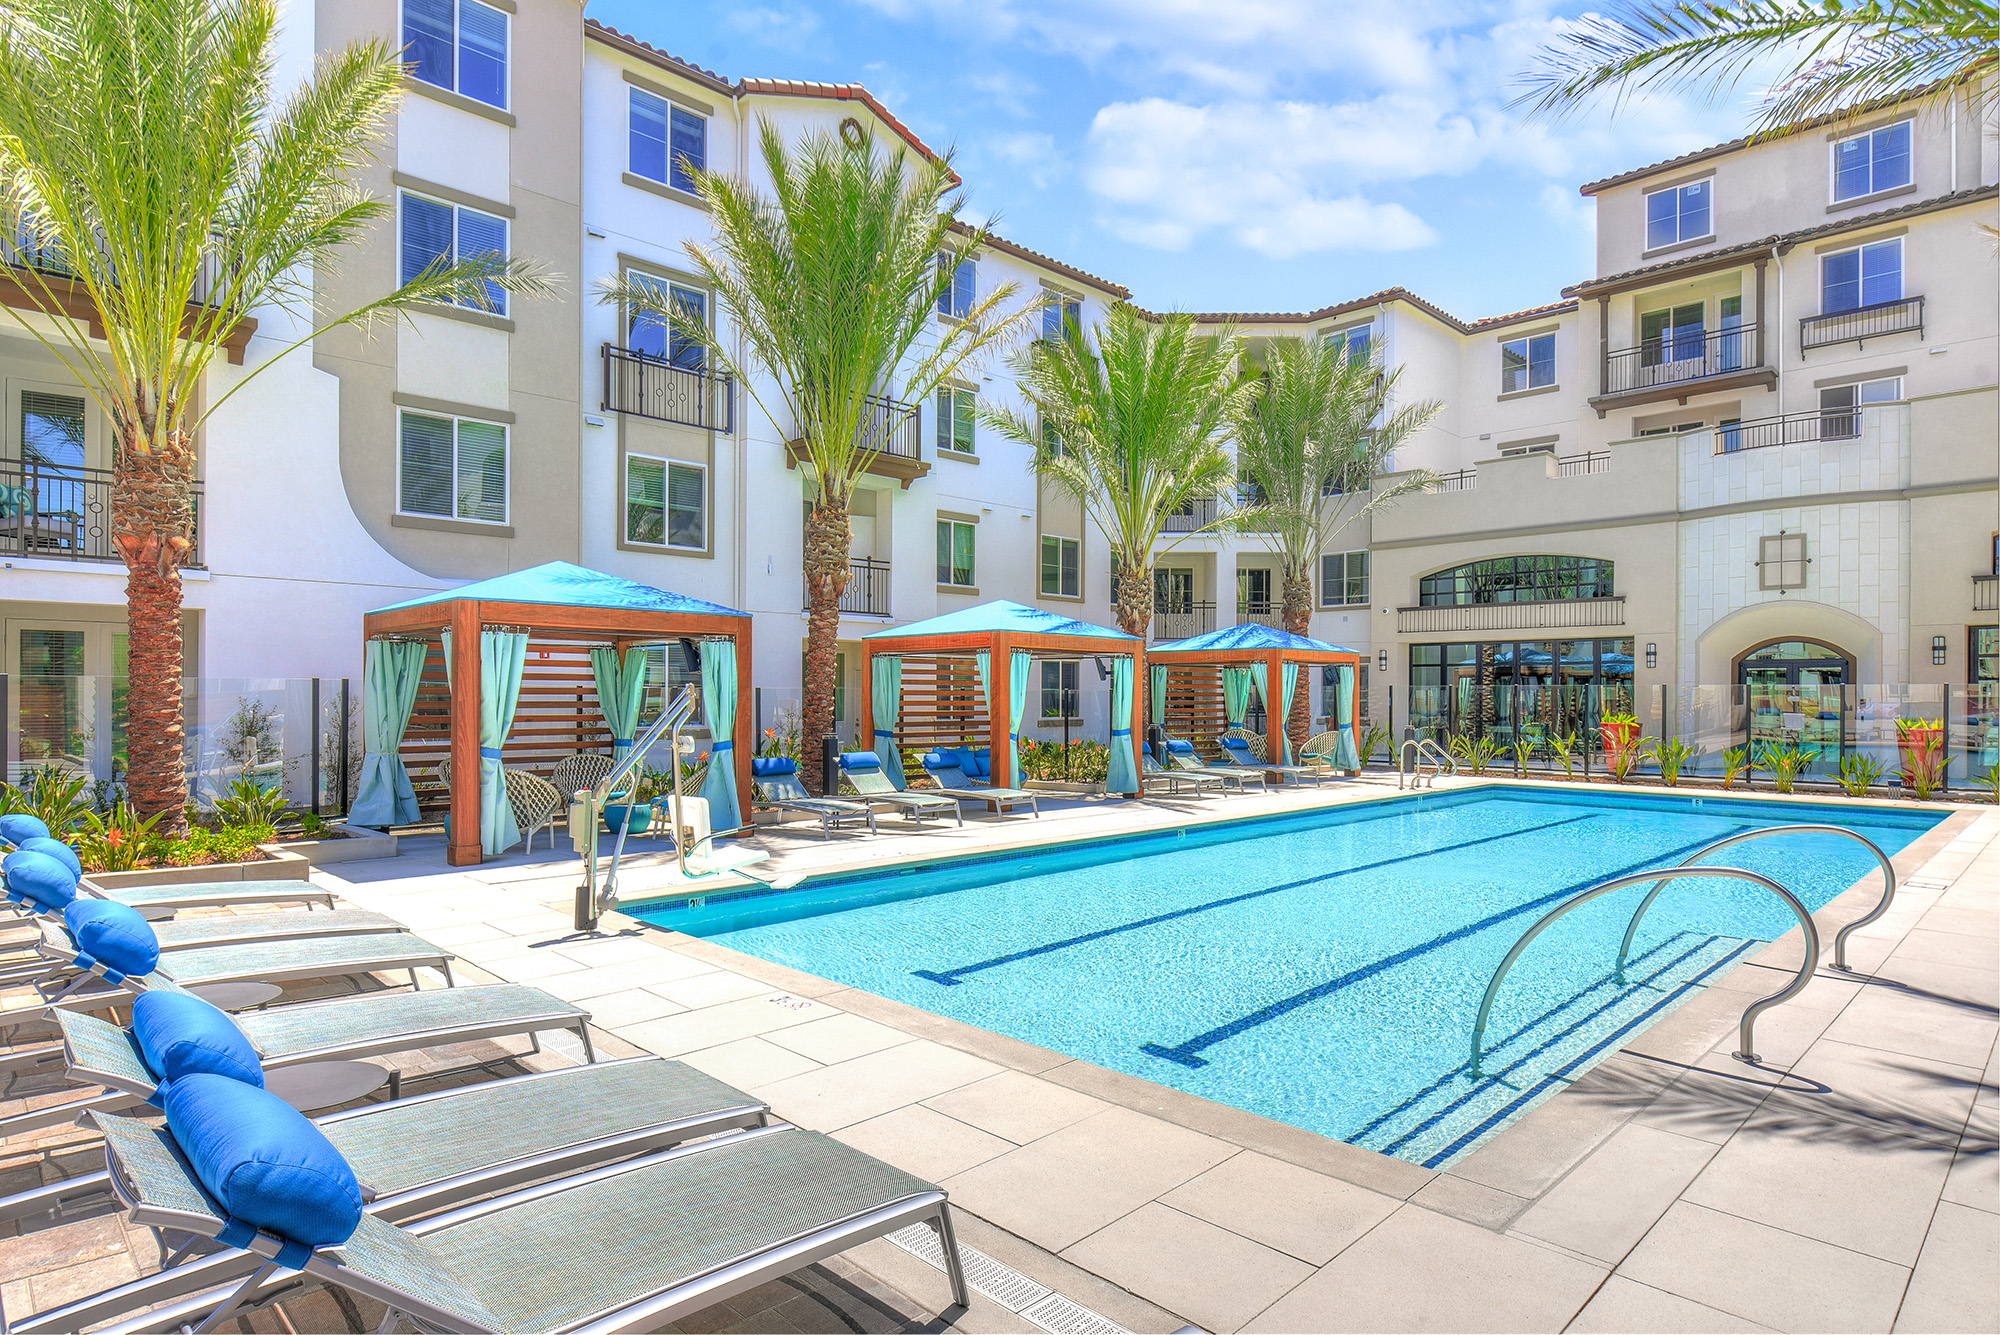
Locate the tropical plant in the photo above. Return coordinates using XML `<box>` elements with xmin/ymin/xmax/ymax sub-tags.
<box><xmin>1838</xmin><ymin>751</ymin><xmax>1886</xmax><ymax>796</ymax></box>
<box><xmin>1358</xmin><ymin>722</ymin><xmax>1392</xmax><ymax>768</ymax></box>
<box><xmin>1723</xmin><ymin>745</ymin><xmax>1753</xmax><ymax>789</ymax></box>
<box><xmin>1896</xmin><ymin>717</ymin><xmax>1946</xmax><ymax>798</ymax></box>
<box><xmin>212</xmin><ymin>776</ymin><xmax>289</xmax><ymax>830</ymax></box>
<box><xmin>1227</xmin><ymin>336</ymin><xmax>1441</xmax><ymax>752</ymax></box>
<box><xmin>1546</xmin><ymin>731</ymin><xmax>1581</xmax><ymax>779</ymax></box>
<box><xmin>987</xmin><ymin>306</ymin><xmax>1253</xmax><ymax>645</ymax></box>
<box><xmin>1018</xmin><ymin>739</ymin><xmax>1112</xmax><ymax>783</ymax></box>
<box><xmin>1981</xmin><ymin>763</ymin><xmax>2000</xmax><ymax>804</ymax></box>
<box><xmin>1448</xmin><ymin>732</ymin><xmax>1505</xmax><ymax>776</ymax></box>
<box><xmin>0</xmin><ymin>0</ymin><xmax>551</xmax><ymax>833</ymax></box>
<box><xmin>1758</xmin><ymin>740</ymin><xmax>1821</xmax><ymax>794</ymax></box>
<box><xmin>297</xmin><ymin>812</ymin><xmax>327</xmax><ymax>838</ymax></box>
<box><xmin>1644</xmin><ymin>736</ymin><xmax>1701</xmax><ymax>786</ymax></box>
<box><xmin>75</xmin><ymin>801</ymin><xmax>165</xmax><ymax>873</ymax></box>
<box><xmin>5</xmin><ymin>766</ymin><xmax>94</xmax><ymax>833</ymax></box>
<box><xmin>603</xmin><ymin>123</ymin><xmax>1032</xmax><ymax>791</ymax></box>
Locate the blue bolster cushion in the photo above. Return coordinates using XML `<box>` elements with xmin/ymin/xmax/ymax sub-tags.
<box><xmin>838</xmin><ymin>752</ymin><xmax>881</xmax><ymax>770</ymax></box>
<box><xmin>164</xmin><ymin>1073</ymin><xmax>363</xmax><ymax>1255</ymax></box>
<box><xmin>749</xmin><ymin>757</ymin><xmax>797</xmax><ymax>778</ymax></box>
<box><xmin>0</xmin><ymin>813</ymin><xmax>52</xmax><ymax>846</ymax></box>
<box><xmin>959</xmin><ymin>749</ymin><xmax>990</xmax><ymax>778</ymax></box>
<box><xmin>1221</xmin><ymin>736</ymin><xmax>1252</xmax><ymax>751</ymax></box>
<box><xmin>1168</xmin><ymin>739</ymin><xmax>1196</xmax><ymax>753</ymax></box>
<box><xmin>18</xmin><ymin>836</ymin><xmax>82</xmax><ymax>879</ymax></box>
<box><xmin>5</xmin><ymin>849</ymin><xmax>79</xmax><ymax>910</ymax></box>
<box><xmin>63</xmin><ymin>899</ymin><xmax>160</xmax><ymax>981</ymax></box>
<box><xmin>132</xmin><ymin>990</ymin><xmax>264</xmax><ymax>1089</ymax></box>
<box><xmin>921</xmin><ymin>752</ymin><xmax>953</xmax><ymax>769</ymax></box>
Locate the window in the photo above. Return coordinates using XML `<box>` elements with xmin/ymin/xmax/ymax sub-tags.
<box><xmin>400</xmin><ymin>192</ymin><xmax>509</xmax><ymax>315</ymax></box>
<box><xmin>1419</xmin><ymin>555</ymin><xmax>1613</xmax><ymax>606</ymax></box>
<box><xmin>626</xmin><ymin>274</ymin><xmax>706</xmax><ymax>369</ymax></box>
<box><xmin>1499</xmin><ymin>442</ymin><xmax>1556</xmax><ymax>457</ymax></box>
<box><xmin>1818</xmin><ymin>376</ymin><xmax>1901</xmax><ymax>438</ymax></box>
<box><xmin>626</xmin><ymin>455</ymin><xmax>704</xmax><ymax>549</ymax></box>
<box><xmin>403</xmin><ymin>0</ymin><xmax>508</xmax><ymax>109</ymax></box>
<box><xmin>935</xmin><ymin>385</ymin><xmax>976</xmax><ymax>455</ymax></box>
<box><xmin>1040</xmin><ymin>660</ymin><xmax>1079</xmax><ymax>719</ymax></box>
<box><xmin>1237</xmin><ymin>567</ymin><xmax>1273</xmax><ymax>614</ymax></box>
<box><xmin>1154</xmin><ymin>567</ymin><xmax>1194</xmax><ymax>612</ymax></box>
<box><xmin>635</xmin><ymin>641</ymin><xmax>702</xmax><ymax>727</ymax></box>
<box><xmin>1320</xmin><ymin>550</ymin><xmax>1369</xmax><ymax>606</ymax></box>
<box><xmin>937</xmin><ymin>254</ymin><xmax>976</xmax><ymax>319</ymax></box>
<box><xmin>1644</xmin><ymin>179</ymin><xmax>1711</xmax><ymax>249</ymax></box>
<box><xmin>1757</xmin><ymin>532</ymin><xmax>1808</xmax><ymax>590</ymax></box>
<box><xmin>1639</xmin><ymin>303</ymin><xmax>1704</xmax><ymax>365</ymax></box>
<box><xmin>399</xmin><ymin>410</ymin><xmax>506</xmax><ymax>523</ymax></box>
<box><xmin>628</xmin><ymin>88</ymin><xmax>706</xmax><ymax>192</ymax></box>
<box><xmin>1500</xmin><ymin>333</ymin><xmax>1556</xmax><ymax>394</ymax></box>
<box><xmin>17</xmin><ymin>390</ymin><xmax>86</xmax><ymax>519</ymax></box>
<box><xmin>1326</xmin><ymin>323</ymin><xmax>1372</xmax><ymax>363</ymax></box>
<box><xmin>1821</xmin><ymin>238</ymin><xmax>1902</xmax><ymax>313</ymax></box>
<box><xmin>1040</xmin><ymin>535</ymin><xmax>1080</xmax><ymax>597</ymax></box>
<box><xmin>1973</xmin><ymin>627</ymin><xmax>1997</xmax><ymax>684</ymax></box>
<box><xmin>1042</xmin><ymin>292</ymin><xmax>1081</xmax><ymax>342</ymax></box>
<box><xmin>1833</xmin><ymin>121</ymin><xmax>1912</xmax><ymax>202</ymax></box>
<box><xmin>1637</xmin><ymin>421</ymin><xmax>1703</xmax><ymax>437</ymax></box>
<box><xmin>937</xmin><ymin>519</ymin><xmax>975</xmax><ymax>586</ymax></box>
<box><xmin>1039</xmin><ymin>414</ymin><xmax>1065</xmax><ymax>459</ymax></box>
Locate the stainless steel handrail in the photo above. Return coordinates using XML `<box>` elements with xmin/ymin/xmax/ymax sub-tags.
<box><xmin>1468</xmin><ymin>865</ymin><xmax>1818</xmax><ymax>1076</ymax></box>
<box><xmin>573</xmin><ymin>684</ymin><xmax>699</xmax><ymax>932</ymax></box>
<box><xmin>1614</xmin><ymin>824</ymin><xmax>1893</xmax><ymax>975</ymax></box>
<box><xmin>1399</xmin><ymin>736</ymin><xmax>1456</xmax><ymax>789</ymax></box>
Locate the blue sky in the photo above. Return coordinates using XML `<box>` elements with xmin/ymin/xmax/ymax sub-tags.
<box><xmin>584</xmin><ymin>0</ymin><xmax>1766</xmax><ymax>322</ymax></box>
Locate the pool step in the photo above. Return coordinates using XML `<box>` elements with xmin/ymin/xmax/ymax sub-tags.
<box><xmin>1349</xmin><ymin>931</ymin><xmax>1755</xmax><ymax>1168</ymax></box>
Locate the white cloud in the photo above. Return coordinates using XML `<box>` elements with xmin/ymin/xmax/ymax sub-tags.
<box><xmin>726</xmin><ymin>5</ymin><xmax>823</xmax><ymax>51</ymax></box>
<box><xmin>987</xmin><ymin>130</ymin><xmax>1065</xmax><ymax>189</ymax></box>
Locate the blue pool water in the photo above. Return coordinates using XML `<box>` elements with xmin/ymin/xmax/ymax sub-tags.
<box><xmin>628</xmin><ymin>789</ymin><xmax>1940</xmax><ymax>1165</ymax></box>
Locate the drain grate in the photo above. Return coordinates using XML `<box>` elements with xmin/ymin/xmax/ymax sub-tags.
<box><xmin>887</xmin><ymin>1224</ymin><xmax>1128</xmax><ymax>1333</ymax></box>
<box><xmin>1021</xmin><ymin>1293</ymin><xmax>1131</xmax><ymax>1335</ymax></box>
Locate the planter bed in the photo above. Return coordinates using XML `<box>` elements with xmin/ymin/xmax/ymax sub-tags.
<box><xmin>260</xmin><ymin>823</ymin><xmax>397</xmax><ymax>866</ymax></box>
<box><xmin>86</xmin><ymin>846</ymin><xmax>311</xmax><ymax>890</ymax></box>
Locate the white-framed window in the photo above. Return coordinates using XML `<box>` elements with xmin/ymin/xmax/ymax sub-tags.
<box><xmin>1500</xmin><ymin>332</ymin><xmax>1556</xmax><ymax>394</ymax></box>
<box><xmin>937</xmin><ymin>519</ymin><xmax>975</xmax><ymax>586</ymax></box>
<box><xmin>1042</xmin><ymin>291</ymin><xmax>1082</xmax><ymax>342</ymax></box>
<box><xmin>626</xmin><ymin>454</ymin><xmax>705</xmax><ymax>550</ymax></box>
<box><xmin>403</xmin><ymin>0</ymin><xmax>508</xmax><ymax>109</ymax></box>
<box><xmin>1499</xmin><ymin>441</ymin><xmax>1557</xmax><ymax>457</ymax></box>
<box><xmin>1039</xmin><ymin>659</ymin><xmax>1079</xmax><ymax>719</ymax></box>
<box><xmin>1817</xmin><ymin>375</ymin><xmax>1902</xmax><ymax>439</ymax></box>
<box><xmin>1325</xmin><ymin>322</ymin><xmax>1372</xmax><ymax>363</ymax></box>
<box><xmin>398</xmin><ymin>409</ymin><xmax>507</xmax><ymax>524</ymax></box>
<box><xmin>934</xmin><ymin>385</ymin><xmax>976</xmax><ymax>455</ymax></box>
<box><xmin>1821</xmin><ymin>237</ymin><xmax>1902</xmax><ymax>313</ymax></box>
<box><xmin>1832</xmin><ymin>121</ymin><xmax>1912</xmax><ymax>202</ymax></box>
<box><xmin>625</xmin><ymin>273</ymin><xmax>706</xmax><ymax>368</ymax></box>
<box><xmin>399</xmin><ymin>191</ymin><xmax>509</xmax><ymax>315</ymax></box>
<box><xmin>1644</xmin><ymin>179</ymin><xmax>1711</xmax><ymax>249</ymax></box>
<box><xmin>1757</xmin><ymin>532</ymin><xmax>1809</xmax><ymax>591</ymax></box>
<box><xmin>1320</xmin><ymin>550</ymin><xmax>1369</xmax><ymax>607</ymax></box>
<box><xmin>1040</xmin><ymin>535</ymin><xmax>1080</xmax><ymax>597</ymax></box>
<box><xmin>628</xmin><ymin>88</ymin><xmax>706</xmax><ymax>192</ymax></box>
<box><xmin>937</xmin><ymin>253</ymin><xmax>976</xmax><ymax>319</ymax></box>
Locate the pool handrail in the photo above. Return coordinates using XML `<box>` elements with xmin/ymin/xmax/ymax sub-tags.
<box><xmin>1399</xmin><ymin>732</ymin><xmax>1455</xmax><ymax>789</ymax></box>
<box><xmin>574</xmin><ymin>684</ymin><xmax>699</xmax><ymax>932</ymax></box>
<box><xmin>1467</xmin><ymin>864</ymin><xmax>1818</xmax><ymax>1077</ymax></box>
<box><xmin>1614</xmin><ymin>824</ymin><xmax>1893</xmax><ymax>977</ymax></box>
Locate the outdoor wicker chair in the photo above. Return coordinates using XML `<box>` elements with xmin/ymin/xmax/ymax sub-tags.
<box><xmin>503</xmin><ymin>769</ymin><xmax>565</xmax><ymax>852</ymax></box>
<box><xmin>550</xmin><ymin>751</ymin><xmax>616</xmax><ymax>804</ymax></box>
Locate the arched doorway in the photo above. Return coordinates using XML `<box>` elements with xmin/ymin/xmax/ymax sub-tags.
<box><xmin>1738</xmin><ymin>639</ymin><xmax>1851</xmax><ymax>756</ymax></box>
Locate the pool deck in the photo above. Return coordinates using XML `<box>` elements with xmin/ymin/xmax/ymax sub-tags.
<box><xmin>3</xmin><ymin>776</ymin><xmax>1994</xmax><ymax>1333</ymax></box>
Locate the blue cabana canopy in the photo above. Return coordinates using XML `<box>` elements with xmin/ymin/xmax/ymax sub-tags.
<box><xmin>863</xmin><ymin>599</ymin><xmax>1138</xmax><ymax>642</ymax></box>
<box><xmin>1148</xmin><ymin>620</ymin><xmax>1363</xmax><ymax>768</ymax></box>
<box><xmin>1148</xmin><ymin>623</ymin><xmax>1355</xmax><ymax>656</ymax></box>
<box><xmin>369</xmin><ymin>561</ymin><xmax>748</xmax><ymax>619</ymax></box>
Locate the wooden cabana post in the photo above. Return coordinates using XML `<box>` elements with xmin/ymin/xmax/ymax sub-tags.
<box><xmin>1148</xmin><ymin>625</ymin><xmax>1363</xmax><ymax>766</ymax></box>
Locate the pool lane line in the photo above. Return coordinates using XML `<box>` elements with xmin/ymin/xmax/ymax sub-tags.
<box><xmin>1136</xmin><ymin>824</ymin><xmax>1755</xmax><ymax>1069</ymax></box>
<box><xmin>906</xmin><ymin>811</ymin><xmax>1602</xmax><ymax>987</ymax></box>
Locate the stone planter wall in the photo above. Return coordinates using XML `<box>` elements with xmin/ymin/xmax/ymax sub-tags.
<box><xmin>261</xmin><ymin>824</ymin><xmax>397</xmax><ymax>866</ymax></box>
<box><xmin>87</xmin><ymin>846</ymin><xmax>311</xmax><ymax>889</ymax></box>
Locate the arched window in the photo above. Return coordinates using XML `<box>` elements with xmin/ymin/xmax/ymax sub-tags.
<box><xmin>1418</xmin><ymin>555</ymin><xmax>1614</xmax><ymax>606</ymax></box>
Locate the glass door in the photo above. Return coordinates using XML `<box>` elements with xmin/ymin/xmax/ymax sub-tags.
<box><xmin>1740</xmin><ymin>641</ymin><xmax>1850</xmax><ymax>762</ymax></box>
<box><xmin>7</xmin><ymin>620</ymin><xmax>107</xmax><ymax>782</ymax></box>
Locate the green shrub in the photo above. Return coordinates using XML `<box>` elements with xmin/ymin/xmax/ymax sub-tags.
<box><xmin>1837</xmin><ymin>753</ymin><xmax>1885</xmax><ymax>797</ymax></box>
<box><xmin>1722</xmin><ymin>746</ymin><xmax>1752</xmax><ymax>790</ymax></box>
<box><xmin>1643</xmin><ymin>737</ymin><xmax>1701</xmax><ymax>787</ymax></box>
<box><xmin>214</xmin><ymin>777</ymin><xmax>290</xmax><ymax>830</ymax></box>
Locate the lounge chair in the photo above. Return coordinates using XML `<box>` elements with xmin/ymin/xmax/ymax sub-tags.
<box><xmin>1142</xmin><ymin>747</ymin><xmax>1230</xmax><ymax>796</ymax></box>
<box><xmin>86</xmin><ymin>1081</ymin><xmax>969</xmax><ymax>1335</ymax></box>
<box><xmin>1158</xmin><ymin>739</ymin><xmax>1265</xmax><ymax>792</ymax></box>
<box><xmin>919</xmin><ymin>750</ymin><xmax>1040</xmax><ymax>816</ymax></box>
<box><xmin>749</xmin><ymin>758</ymin><xmax>876</xmax><ymax>837</ymax></box>
<box><xmin>10</xmin><ymin>1057</ymin><xmax>774</xmax><ymax>1335</ymax></box>
<box><xmin>89</xmin><ymin>878</ymin><xmax>339</xmax><ymax>915</ymax></box>
<box><xmin>1211</xmin><ymin>733</ymin><xmax>1326</xmax><ymax>786</ymax></box>
<box><xmin>839</xmin><ymin>752</ymin><xmax>961</xmax><ymax>828</ymax></box>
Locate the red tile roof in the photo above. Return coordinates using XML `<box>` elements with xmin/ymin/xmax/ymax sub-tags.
<box><xmin>948</xmin><ymin>220</ymin><xmax>1129</xmax><ymax>298</ymax></box>
<box><xmin>1156</xmin><ymin>288</ymin><xmax>1579</xmax><ymax>334</ymax></box>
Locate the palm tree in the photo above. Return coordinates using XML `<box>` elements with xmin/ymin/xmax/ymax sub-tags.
<box><xmin>987</xmin><ymin>306</ymin><xmax>1252</xmax><ymax>641</ymax></box>
<box><xmin>1229</xmin><ymin>337</ymin><xmax>1441</xmax><ymax>752</ymax></box>
<box><xmin>0</xmin><ymin>0</ymin><xmax>548</xmax><ymax>832</ymax></box>
<box><xmin>1521</xmin><ymin>0</ymin><xmax>1996</xmax><ymax>135</ymax></box>
<box><xmin>602</xmin><ymin>121</ymin><xmax>1035</xmax><ymax>791</ymax></box>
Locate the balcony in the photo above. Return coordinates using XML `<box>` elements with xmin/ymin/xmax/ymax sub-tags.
<box><xmin>1153</xmin><ymin>600</ymin><xmax>1215</xmax><ymax>642</ymax></box>
<box><xmin>1426</xmin><ymin>469</ymin><xmax>1476</xmax><ymax>493</ymax></box>
<box><xmin>1593</xmin><ymin>324</ymin><xmax>1773</xmax><ymax>414</ymax></box>
<box><xmin>601</xmin><ymin>344</ymin><xmax>735</xmax><ymax>432</ymax></box>
<box><xmin>1397</xmin><ymin>596</ymin><xmax>1625</xmax><ymax>636</ymax></box>
<box><xmin>1557</xmin><ymin>451</ymin><xmax>1609</xmax><ymax>476</ymax></box>
<box><xmin>0</xmin><ymin>462</ymin><xmax>202</xmax><ymax>566</ymax></box>
<box><xmin>1976</xmin><ymin>574</ymin><xmax>1998</xmax><ymax>614</ymax></box>
<box><xmin>1</xmin><ymin>225</ymin><xmax>256</xmax><ymax>364</ymax></box>
<box><xmin>1238</xmin><ymin>601</ymin><xmax>1283</xmax><ymax>629</ymax></box>
<box><xmin>785</xmin><ymin>393</ymin><xmax>927</xmax><ymax>488</ymax></box>
<box><xmin>804</xmin><ymin>556</ymin><xmax>891</xmax><ymax>617</ymax></box>
<box><xmin>1800</xmin><ymin>296</ymin><xmax>1924</xmax><ymax>353</ymax></box>
<box><xmin>1162</xmin><ymin>497</ymin><xmax>1219</xmax><ymax>533</ymax></box>
<box><xmin>1712</xmin><ymin>407</ymin><xmax>1871</xmax><ymax>454</ymax></box>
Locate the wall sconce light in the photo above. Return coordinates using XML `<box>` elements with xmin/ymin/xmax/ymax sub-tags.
<box><xmin>1645</xmin><ymin>643</ymin><xmax>1658</xmax><ymax>669</ymax></box>
<box><xmin>1933</xmin><ymin>635</ymin><xmax>1949</xmax><ymax>666</ymax></box>
<box><xmin>1377</xmin><ymin>649</ymin><xmax>1389</xmax><ymax>672</ymax></box>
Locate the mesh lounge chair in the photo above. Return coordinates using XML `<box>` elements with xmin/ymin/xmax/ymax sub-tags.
<box><xmin>88</xmin><ymin>1091</ymin><xmax>969</xmax><ymax>1335</ymax></box>
<box><xmin>839</xmin><ymin>752</ymin><xmax>961</xmax><ymax>828</ymax></box>
<box><xmin>1157</xmin><ymin>739</ymin><xmax>1264</xmax><ymax>792</ymax></box>
<box><xmin>86</xmin><ymin>879</ymin><xmax>338</xmax><ymax>916</ymax></box>
<box><xmin>749</xmin><ymin>758</ymin><xmax>876</xmax><ymax>838</ymax></box>
<box><xmin>919</xmin><ymin>751</ymin><xmax>1040</xmax><ymax>816</ymax></box>
<box><xmin>10</xmin><ymin>1057</ymin><xmax>775</xmax><ymax>1335</ymax></box>
<box><xmin>1211</xmin><ymin>733</ymin><xmax>1326</xmax><ymax>786</ymax></box>
<box><xmin>1141</xmin><ymin>747</ymin><xmax>1229</xmax><ymax>796</ymax></box>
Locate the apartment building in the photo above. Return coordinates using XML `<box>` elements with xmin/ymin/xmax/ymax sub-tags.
<box><xmin>0</xmin><ymin>1</ymin><xmax>1991</xmax><ymax>774</ymax></box>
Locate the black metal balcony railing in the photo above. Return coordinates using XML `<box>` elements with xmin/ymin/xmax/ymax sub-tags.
<box><xmin>1604</xmin><ymin>324</ymin><xmax>1760</xmax><ymax>396</ymax></box>
<box><xmin>0</xmin><ymin>461</ymin><xmax>202</xmax><ymax>565</ymax></box>
<box><xmin>1153</xmin><ymin>600</ymin><xmax>1215</xmax><ymax>642</ymax></box>
<box><xmin>803</xmin><ymin>557</ymin><xmax>892</xmax><ymax>617</ymax></box>
<box><xmin>1238</xmin><ymin>601</ymin><xmax>1283</xmax><ymax>628</ymax></box>
<box><xmin>1800</xmin><ymin>295</ymin><xmax>1924</xmax><ymax>352</ymax></box>
<box><xmin>1714</xmin><ymin>407</ymin><xmax>1871</xmax><ymax>454</ymax></box>
<box><xmin>601</xmin><ymin>344</ymin><xmax>735</xmax><ymax>432</ymax></box>
<box><xmin>1976</xmin><ymin>574</ymin><xmax>1998</xmax><ymax>614</ymax></box>
<box><xmin>1426</xmin><ymin>468</ymin><xmax>1476</xmax><ymax>493</ymax></box>
<box><xmin>1557</xmin><ymin>451</ymin><xmax>1610</xmax><ymax>477</ymax></box>
<box><xmin>1162</xmin><ymin>497</ymin><xmax>1219</xmax><ymax>532</ymax></box>
<box><xmin>858</xmin><ymin>394</ymin><xmax>921</xmax><ymax>461</ymax></box>
<box><xmin>5</xmin><ymin>222</ymin><xmax>234</xmax><ymax>308</ymax></box>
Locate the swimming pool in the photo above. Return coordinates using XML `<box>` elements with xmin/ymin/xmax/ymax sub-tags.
<box><xmin>628</xmin><ymin>788</ymin><xmax>1941</xmax><ymax>1166</ymax></box>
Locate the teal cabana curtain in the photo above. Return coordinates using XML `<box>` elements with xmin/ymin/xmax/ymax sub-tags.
<box><xmin>871</xmin><ymin>655</ymin><xmax>905</xmax><ymax>789</ymax></box>
<box><xmin>1222</xmin><ymin>667</ymin><xmax>1254</xmax><ymax>728</ymax></box>
<box><xmin>348</xmin><ymin>639</ymin><xmax>427</xmax><ymax>828</ymax></box>
<box><xmin>478</xmin><ymin>631</ymin><xmax>528</xmax><ymax>854</ymax></box>
<box><xmin>1334</xmin><ymin>663</ymin><xmax>1359</xmax><ymax>768</ymax></box>
<box><xmin>699</xmin><ymin>639</ymin><xmax>741</xmax><ymax>828</ymax></box>
<box><xmin>1108</xmin><ymin>656</ymin><xmax>1139</xmax><ymax>795</ymax></box>
<box><xmin>589</xmin><ymin>647</ymin><xmax>648</xmax><ymax>763</ymax></box>
<box><xmin>1150</xmin><ymin>665</ymin><xmax>1168</xmax><ymax>728</ymax></box>
<box><xmin>1280</xmin><ymin>661</ymin><xmax>1301</xmax><ymax>763</ymax></box>
<box><xmin>1008</xmin><ymin>649</ymin><xmax>1032</xmax><ymax>782</ymax></box>
<box><xmin>975</xmin><ymin>649</ymin><xmax>990</xmax><ymax>755</ymax></box>
<box><xmin>1245</xmin><ymin>665</ymin><xmax>1269</xmax><ymax>747</ymax></box>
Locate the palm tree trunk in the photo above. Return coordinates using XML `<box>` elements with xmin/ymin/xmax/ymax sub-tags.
<box><xmin>1281</xmin><ymin>559</ymin><xmax>1313</xmax><ymax>758</ymax></box>
<box><xmin>112</xmin><ymin>429</ymin><xmax>196</xmax><ymax>836</ymax></box>
<box><xmin>800</xmin><ymin>497</ymin><xmax>852</xmax><ymax>793</ymax></box>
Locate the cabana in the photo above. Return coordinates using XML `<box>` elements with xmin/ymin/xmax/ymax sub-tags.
<box><xmin>1148</xmin><ymin>624</ymin><xmax>1363</xmax><ymax>769</ymax></box>
<box><xmin>860</xmin><ymin>601</ymin><xmax>1143</xmax><ymax>796</ymax></box>
<box><xmin>356</xmin><ymin>562</ymin><xmax>753</xmax><ymax>866</ymax></box>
